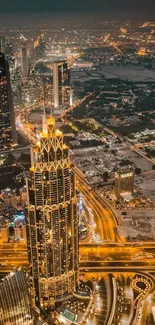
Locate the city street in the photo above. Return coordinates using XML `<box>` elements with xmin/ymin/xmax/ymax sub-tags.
<box><xmin>76</xmin><ymin>174</ymin><xmax>119</xmax><ymax>243</ymax></box>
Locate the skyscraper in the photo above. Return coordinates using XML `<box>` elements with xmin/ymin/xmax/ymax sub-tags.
<box><xmin>21</xmin><ymin>35</ymin><xmax>28</xmax><ymax>78</ymax></box>
<box><xmin>52</xmin><ymin>60</ymin><xmax>71</xmax><ymax>110</ymax></box>
<box><xmin>0</xmin><ymin>268</ymin><xmax>33</xmax><ymax>324</ymax></box>
<box><xmin>0</xmin><ymin>36</ymin><xmax>6</xmax><ymax>53</ymax></box>
<box><xmin>0</xmin><ymin>52</ymin><xmax>17</xmax><ymax>150</ymax></box>
<box><xmin>53</xmin><ymin>63</ymin><xmax>59</xmax><ymax>108</ymax></box>
<box><xmin>115</xmin><ymin>169</ymin><xmax>134</xmax><ymax>197</ymax></box>
<box><xmin>26</xmin><ymin>116</ymin><xmax>79</xmax><ymax>309</ymax></box>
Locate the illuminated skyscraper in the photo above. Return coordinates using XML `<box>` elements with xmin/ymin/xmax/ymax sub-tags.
<box><xmin>53</xmin><ymin>60</ymin><xmax>71</xmax><ymax>109</ymax></box>
<box><xmin>0</xmin><ymin>268</ymin><xmax>33</xmax><ymax>324</ymax></box>
<box><xmin>26</xmin><ymin>116</ymin><xmax>78</xmax><ymax>309</ymax></box>
<box><xmin>53</xmin><ymin>63</ymin><xmax>59</xmax><ymax>108</ymax></box>
<box><xmin>0</xmin><ymin>52</ymin><xmax>17</xmax><ymax>150</ymax></box>
<box><xmin>21</xmin><ymin>35</ymin><xmax>28</xmax><ymax>78</ymax></box>
<box><xmin>115</xmin><ymin>169</ymin><xmax>134</xmax><ymax>197</ymax></box>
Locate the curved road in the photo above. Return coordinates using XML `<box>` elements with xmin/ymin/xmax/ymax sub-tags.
<box><xmin>76</xmin><ymin>171</ymin><xmax>120</xmax><ymax>243</ymax></box>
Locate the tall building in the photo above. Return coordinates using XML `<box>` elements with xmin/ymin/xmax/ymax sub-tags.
<box><xmin>0</xmin><ymin>52</ymin><xmax>17</xmax><ymax>150</ymax></box>
<box><xmin>52</xmin><ymin>60</ymin><xmax>71</xmax><ymax>109</ymax></box>
<box><xmin>115</xmin><ymin>169</ymin><xmax>134</xmax><ymax>197</ymax></box>
<box><xmin>0</xmin><ymin>36</ymin><xmax>6</xmax><ymax>53</ymax></box>
<box><xmin>26</xmin><ymin>116</ymin><xmax>79</xmax><ymax>309</ymax></box>
<box><xmin>53</xmin><ymin>63</ymin><xmax>59</xmax><ymax>108</ymax></box>
<box><xmin>0</xmin><ymin>268</ymin><xmax>33</xmax><ymax>324</ymax></box>
<box><xmin>21</xmin><ymin>36</ymin><xmax>28</xmax><ymax>78</ymax></box>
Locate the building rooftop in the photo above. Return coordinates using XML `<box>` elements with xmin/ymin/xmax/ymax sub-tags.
<box><xmin>115</xmin><ymin>169</ymin><xmax>134</xmax><ymax>175</ymax></box>
<box><xmin>47</xmin><ymin>116</ymin><xmax>55</xmax><ymax>125</ymax></box>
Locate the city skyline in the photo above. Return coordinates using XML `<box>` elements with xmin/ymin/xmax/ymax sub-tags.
<box><xmin>0</xmin><ymin>10</ymin><xmax>155</xmax><ymax>325</ymax></box>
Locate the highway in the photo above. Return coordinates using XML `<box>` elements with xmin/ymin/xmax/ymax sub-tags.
<box><xmin>79</xmin><ymin>244</ymin><xmax>155</xmax><ymax>263</ymax></box>
<box><xmin>80</xmin><ymin>260</ymin><xmax>155</xmax><ymax>268</ymax></box>
<box><xmin>76</xmin><ymin>172</ymin><xmax>120</xmax><ymax>243</ymax></box>
<box><xmin>0</xmin><ymin>243</ymin><xmax>28</xmax><ymax>274</ymax></box>
<box><xmin>80</xmin><ymin>266</ymin><xmax>155</xmax><ymax>272</ymax></box>
<box><xmin>16</xmin><ymin>113</ymin><xmax>36</xmax><ymax>144</ymax></box>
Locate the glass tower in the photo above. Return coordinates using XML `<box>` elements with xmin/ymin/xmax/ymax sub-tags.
<box><xmin>0</xmin><ymin>268</ymin><xmax>33</xmax><ymax>325</ymax></box>
<box><xmin>26</xmin><ymin>116</ymin><xmax>78</xmax><ymax>309</ymax></box>
<box><xmin>21</xmin><ymin>40</ymin><xmax>28</xmax><ymax>78</ymax></box>
<box><xmin>53</xmin><ymin>60</ymin><xmax>71</xmax><ymax>109</ymax></box>
<box><xmin>0</xmin><ymin>52</ymin><xmax>17</xmax><ymax>150</ymax></box>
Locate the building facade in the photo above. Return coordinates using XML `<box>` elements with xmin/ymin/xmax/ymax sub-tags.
<box><xmin>0</xmin><ymin>269</ymin><xmax>33</xmax><ymax>325</ymax></box>
<box><xmin>26</xmin><ymin>116</ymin><xmax>78</xmax><ymax>309</ymax></box>
<box><xmin>115</xmin><ymin>169</ymin><xmax>134</xmax><ymax>197</ymax></box>
<box><xmin>0</xmin><ymin>52</ymin><xmax>17</xmax><ymax>150</ymax></box>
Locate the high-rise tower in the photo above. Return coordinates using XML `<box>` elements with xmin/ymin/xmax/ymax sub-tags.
<box><xmin>0</xmin><ymin>52</ymin><xmax>17</xmax><ymax>150</ymax></box>
<box><xmin>53</xmin><ymin>63</ymin><xmax>59</xmax><ymax>108</ymax></box>
<box><xmin>26</xmin><ymin>116</ymin><xmax>78</xmax><ymax>309</ymax></box>
<box><xmin>53</xmin><ymin>60</ymin><xmax>71</xmax><ymax>109</ymax></box>
<box><xmin>21</xmin><ymin>35</ymin><xmax>28</xmax><ymax>78</ymax></box>
<box><xmin>0</xmin><ymin>36</ymin><xmax>6</xmax><ymax>53</ymax></box>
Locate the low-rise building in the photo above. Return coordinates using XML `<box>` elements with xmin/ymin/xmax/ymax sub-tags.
<box><xmin>14</xmin><ymin>224</ymin><xmax>27</xmax><ymax>242</ymax></box>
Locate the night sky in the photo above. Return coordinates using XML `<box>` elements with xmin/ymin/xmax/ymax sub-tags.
<box><xmin>0</xmin><ymin>0</ymin><xmax>155</xmax><ymax>11</ymax></box>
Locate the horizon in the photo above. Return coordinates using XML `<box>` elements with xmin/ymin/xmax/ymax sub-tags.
<box><xmin>1</xmin><ymin>0</ymin><xmax>155</xmax><ymax>12</ymax></box>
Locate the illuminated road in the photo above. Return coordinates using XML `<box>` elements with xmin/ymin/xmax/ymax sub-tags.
<box><xmin>132</xmin><ymin>276</ymin><xmax>152</xmax><ymax>299</ymax></box>
<box><xmin>0</xmin><ymin>243</ymin><xmax>28</xmax><ymax>274</ymax></box>
<box><xmin>82</xmin><ymin>271</ymin><xmax>154</xmax><ymax>325</ymax></box>
<box><xmin>79</xmin><ymin>244</ymin><xmax>155</xmax><ymax>264</ymax></box>
<box><xmin>76</xmin><ymin>170</ymin><xmax>121</xmax><ymax>243</ymax></box>
<box><xmin>80</xmin><ymin>265</ymin><xmax>155</xmax><ymax>272</ymax></box>
<box><xmin>61</xmin><ymin>92</ymin><xmax>93</xmax><ymax>119</ymax></box>
<box><xmin>16</xmin><ymin>113</ymin><xmax>36</xmax><ymax>144</ymax></box>
<box><xmin>76</xmin><ymin>166</ymin><xmax>155</xmax><ymax>324</ymax></box>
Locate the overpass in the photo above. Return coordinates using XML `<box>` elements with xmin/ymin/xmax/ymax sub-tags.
<box><xmin>80</xmin><ymin>266</ymin><xmax>155</xmax><ymax>273</ymax></box>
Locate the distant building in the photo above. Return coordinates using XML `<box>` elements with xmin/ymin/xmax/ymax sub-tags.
<box><xmin>0</xmin><ymin>36</ymin><xmax>6</xmax><ymax>53</ymax></box>
<box><xmin>53</xmin><ymin>62</ymin><xmax>59</xmax><ymax>108</ymax></box>
<box><xmin>52</xmin><ymin>60</ymin><xmax>71</xmax><ymax>110</ymax></box>
<box><xmin>0</xmin><ymin>268</ymin><xmax>33</xmax><ymax>324</ymax></box>
<box><xmin>21</xmin><ymin>37</ymin><xmax>28</xmax><ymax>78</ymax></box>
<box><xmin>115</xmin><ymin>169</ymin><xmax>134</xmax><ymax>197</ymax></box>
<box><xmin>0</xmin><ymin>52</ymin><xmax>17</xmax><ymax>150</ymax></box>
